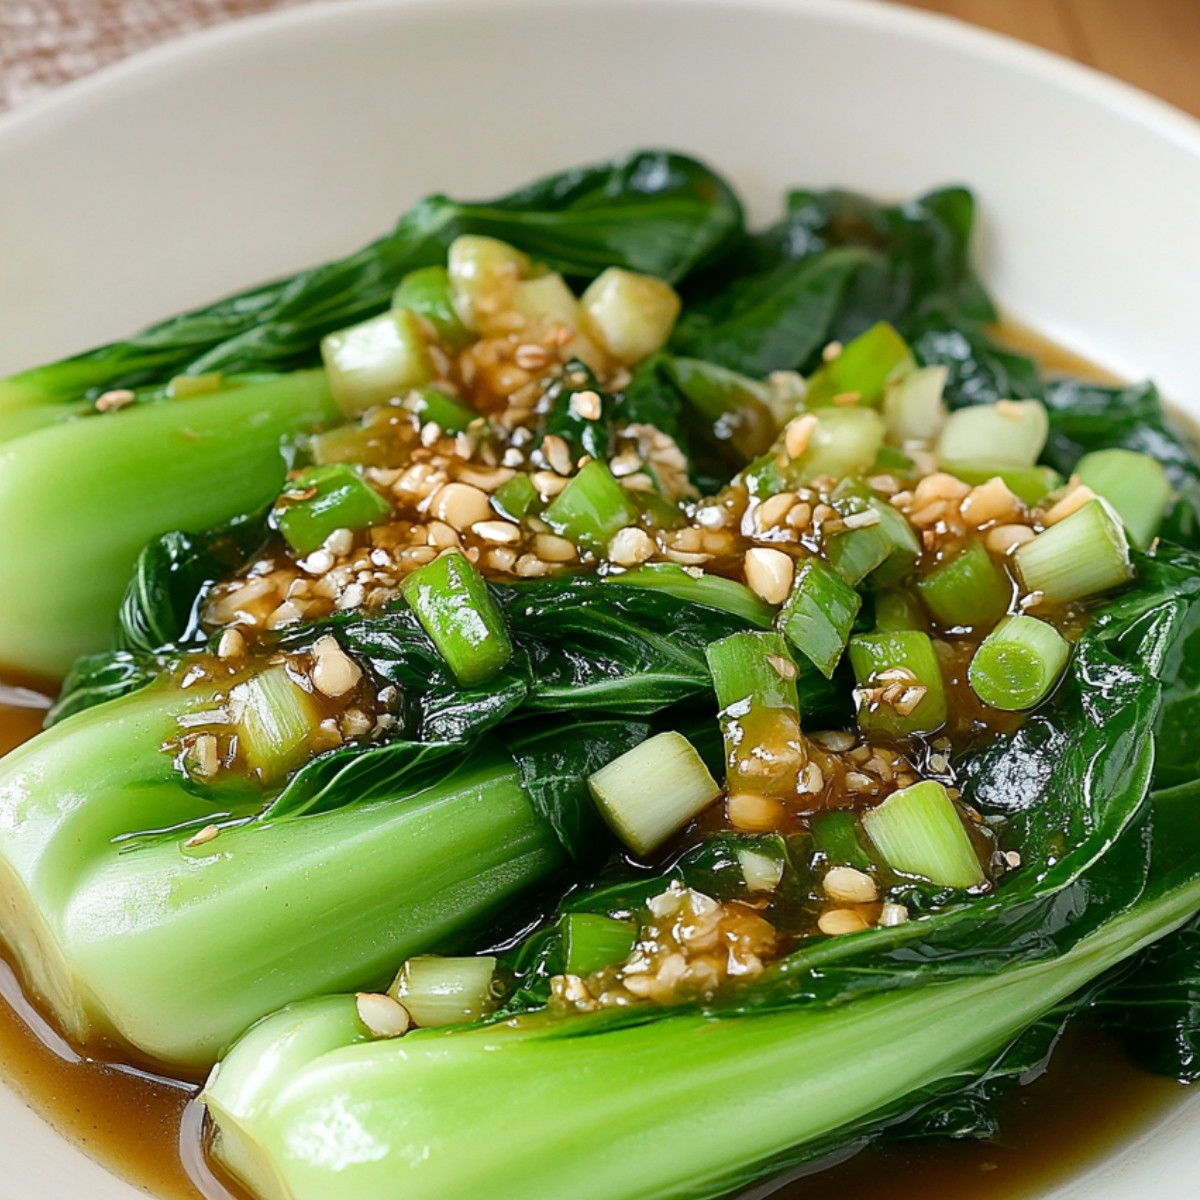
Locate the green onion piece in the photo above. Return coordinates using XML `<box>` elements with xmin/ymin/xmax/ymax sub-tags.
<box><xmin>871</xmin><ymin>445</ymin><xmax>916</xmax><ymax>477</ymax></box>
<box><xmin>561</xmin><ymin>914</ymin><xmax>637</xmax><ymax>976</ymax></box>
<box><xmin>580</xmin><ymin>268</ymin><xmax>682</xmax><ymax>367</ymax></box>
<box><xmin>403</xmin><ymin>388</ymin><xmax>476</xmax><ymax>434</ymax></box>
<box><xmin>389</xmin><ymin>955</ymin><xmax>497</xmax><ymax>1028</ymax></box>
<box><xmin>166</xmin><ymin>372</ymin><xmax>225</xmax><ymax>399</ymax></box>
<box><xmin>778</xmin><ymin>558</ymin><xmax>861</xmax><ymax>679</ymax></box>
<box><xmin>272</xmin><ymin>464</ymin><xmax>391</xmax><ymax>556</ymax></box>
<box><xmin>401</xmin><ymin>550</ymin><xmax>513</xmax><ymax>686</ymax></box>
<box><xmin>321</xmin><ymin>309</ymin><xmax>435</xmax><ymax>415</ymax></box>
<box><xmin>848</xmin><ymin>631</ymin><xmax>948</xmax><ymax>738</ymax></box>
<box><xmin>862</xmin><ymin>781</ymin><xmax>985</xmax><ymax>889</ymax></box>
<box><xmin>661</xmin><ymin>357</ymin><xmax>778</xmax><ymax>462</ymax></box>
<box><xmin>882</xmin><ymin>364</ymin><xmax>948</xmax><ymax>443</ymax></box>
<box><xmin>805</xmin><ymin>323</ymin><xmax>915</xmax><ymax>409</ymax></box>
<box><xmin>587</xmin><ymin>731</ymin><xmax>721</xmax><ymax>857</ymax></box>
<box><xmin>1074</xmin><ymin>448</ymin><xmax>1172</xmax><ymax>551</ymax></box>
<box><xmin>613</xmin><ymin>563</ymin><xmax>772</xmax><ymax>628</ymax></box>
<box><xmin>936</xmin><ymin>400</ymin><xmax>1049</xmax><ymax>468</ymax></box>
<box><xmin>447</xmin><ymin>235</ymin><xmax>530</xmax><ymax>332</ymax></box>
<box><xmin>790</xmin><ymin>407</ymin><xmax>886</xmax><ymax>484</ymax></box>
<box><xmin>633</xmin><ymin>490</ymin><xmax>688</xmax><ymax>531</ymax></box>
<box><xmin>706</xmin><ymin>631</ymin><xmax>798</xmax><ymax>713</ymax></box>
<box><xmin>492</xmin><ymin>472</ymin><xmax>540</xmax><ymax>523</ymax></box>
<box><xmin>392</xmin><ymin>265</ymin><xmax>473</xmax><ymax>350</ymax></box>
<box><xmin>939</xmin><ymin>460</ymin><xmax>1062</xmax><ymax>507</ymax></box>
<box><xmin>737</xmin><ymin>847</ymin><xmax>785</xmax><ymax>892</ymax></box>
<box><xmin>1013</xmin><ymin>499</ymin><xmax>1133</xmax><ymax>605</ymax></box>
<box><xmin>825</xmin><ymin>492</ymin><xmax>920</xmax><ymax>588</ymax></box>
<box><xmin>544</xmin><ymin>461</ymin><xmax>640</xmax><ymax>552</ymax></box>
<box><xmin>811</xmin><ymin>810</ymin><xmax>872</xmax><ymax>871</ymax></box>
<box><xmin>229</xmin><ymin>666</ymin><xmax>321</xmax><ymax>783</ymax></box>
<box><xmin>968</xmin><ymin>614</ymin><xmax>1071</xmax><ymax>711</ymax></box>
<box><xmin>873</xmin><ymin>588</ymin><xmax>927</xmax><ymax>633</ymax></box>
<box><xmin>916</xmin><ymin>538</ymin><xmax>1011</xmax><ymax>629</ymax></box>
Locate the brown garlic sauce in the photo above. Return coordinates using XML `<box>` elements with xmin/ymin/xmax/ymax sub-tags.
<box><xmin>0</xmin><ymin>322</ymin><xmax>1192</xmax><ymax>1199</ymax></box>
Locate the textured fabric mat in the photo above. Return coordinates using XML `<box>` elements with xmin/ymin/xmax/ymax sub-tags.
<box><xmin>0</xmin><ymin>0</ymin><xmax>316</xmax><ymax>112</ymax></box>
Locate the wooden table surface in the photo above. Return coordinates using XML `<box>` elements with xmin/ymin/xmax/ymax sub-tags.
<box><xmin>892</xmin><ymin>0</ymin><xmax>1200</xmax><ymax>118</ymax></box>
<box><xmin>1</xmin><ymin>0</ymin><xmax>1198</xmax><ymax>118</ymax></box>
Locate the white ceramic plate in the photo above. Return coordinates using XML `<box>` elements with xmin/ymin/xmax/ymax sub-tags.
<box><xmin>0</xmin><ymin>0</ymin><xmax>1198</xmax><ymax>1196</ymax></box>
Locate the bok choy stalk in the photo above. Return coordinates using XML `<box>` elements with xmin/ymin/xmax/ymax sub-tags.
<box><xmin>204</xmin><ymin>872</ymin><xmax>1200</xmax><ymax>1200</ymax></box>
<box><xmin>201</xmin><ymin>544</ymin><xmax>1200</xmax><ymax>1200</ymax></box>
<box><xmin>0</xmin><ymin>673</ymin><xmax>643</xmax><ymax>1072</ymax></box>
<box><xmin>0</xmin><ymin>370</ymin><xmax>338</xmax><ymax>677</ymax></box>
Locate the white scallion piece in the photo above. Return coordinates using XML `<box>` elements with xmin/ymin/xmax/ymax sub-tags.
<box><xmin>1014</xmin><ymin>498</ymin><xmax>1133</xmax><ymax>605</ymax></box>
<box><xmin>320</xmin><ymin>309</ymin><xmax>435</xmax><ymax>414</ymax></box>
<box><xmin>580</xmin><ymin>268</ymin><xmax>682</xmax><ymax>365</ymax></box>
<box><xmin>936</xmin><ymin>399</ymin><xmax>1049</xmax><ymax>468</ymax></box>
<box><xmin>588</xmin><ymin>731</ymin><xmax>722</xmax><ymax>856</ymax></box>
<box><xmin>389</xmin><ymin>955</ymin><xmax>497</xmax><ymax>1028</ymax></box>
<box><xmin>738</xmin><ymin>848</ymin><xmax>785</xmax><ymax>892</ymax></box>
<box><xmin>882</xmin><ymin>365</ymin><xmax>948</xmax><ymax>444</ymax></box>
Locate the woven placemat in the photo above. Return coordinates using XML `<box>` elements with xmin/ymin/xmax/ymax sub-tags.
<box><xmin>0</xmin><ymin>0</ymin><xmax>318</xmax><ymax>112</ymax></box>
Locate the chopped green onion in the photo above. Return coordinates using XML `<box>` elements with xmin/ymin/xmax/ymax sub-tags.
<box><xmin>492</xmin><ymin>472</ymin><xmax>540</xmax><ymax>522</ymax></box>
<box><xmin>882</xmin><ymin>365</ymin><xmax>947</xmax><ymax>444</ymax></box>
<box><xmin>936</xmin><ymin>400</ymin><xmax>1049</xmax><ymax>468</ymax></box>
<box><xmin>873</xmin><ymin>588</ymin><xmax>927</xmax><ymax>633</ymax></box>
<box><xmin>737</xmin><ymin>847</ymin><xmax>785</xmax><ymax>892</ymax></box>
<box><xmin>805</xmin><ymin>323</ymin><xmax>915</xmax><ymax>409</ymax></box>
<box><xmin>613</xmin><ymin>563</ymin><xmax>773</xmax><ymax>628</ymax></box>
<box><xmin>1074</xmin><ymin>448</ymin><xmax>1172</xmax><ymax>551</ymax></box>
<box><xmin>871</xmin><ymin>445</ymin><xmax>916</xmax><ymax>477</ymax></box>
<box><xmin>811</xmin><ymin>810</ymin><xmax>872</xmax><ymax>871</ymax></box>
<box><xmin>272</xmin><ymin>464</ymin><xmax>391</xmax><ymax>556</ymax></box>
<box><xmin>401</xmin><ymin>550</ymin><xmax>513</xmax><ymax>686</ymax></box>
<box><xmin>321</xmin><ymin>309</ymin><xmax>435</xmax><ymax>415</ymax></box>
<box><xmin>790</xmin><ymin>407</ymin><xmax>886</xmax><ymax>484</ymax></box>
<box><xmin>707</xmin><ymin>631</ymin><xmax>798</xmax><ymax>713</ymax></box>
<box><xmin>392</xmin><ymin>266</ymin><xmax>473</xmax><ymax>350</ymax></box>
<box><xmin>544</xmin><ymin>461</ymin><xmax>640</xmax><ymax>552</ymax></box>
<box><xmin>916</xmin><ymin>538</ymin><xmax>1011</xmax><ymax>629</ymax></box>
<box><xmin>228</xmin><ymin>666</ymin><xmax>321</xmax><ymax>783</ymax></box>
<box><xmin>513</xmin><ymin>273</ymin><xmax>582</xmax><ymax>327</ymax></box>
<box><xmin>661</xmin><ymin>357</ymin><xmax>778</xmax><ymax>462</ymax></box>
<box><xmin>562</xmin><ymin>914</ymin><xmax>638</xmax><ymax>975</ymax></box>
<box><xmin>389</xmin><ymin>955</ymin><xmax>497</xmax><ymax>1028</ymax></box>
<box><xmin>580</xmin><ymin>268</ymin><xmax>682</xmax><ymax>366</ymax></box>
<box><xmin>848</xmin><ymin>631</ymin><xmax>948</xmax><ymax>738</ymax></box>
<box><xmin>777</xmin><ymin>557</ymin><xmax>861</xmax><ymax>679</ymax></box>
<box><xmin>447</xmin><ymin>235</ymin><xmax>530</xmax><ymax>331</ymax></box>
<box><xmin>166</xmin><ymin>372</ymin><xmax>225</xmax><ymax>399</ymax></box>
<box><xmin>939</xmin><ymin>460</ymin><xmax>1062</xmax><ymax>507</ymax></box>
<box><xmin>968</xmin><ymin>614</ymin><xmax>1071</xmax><ymax>711</ymax></box>
<box><xmin>402</xmin><ymin>388</ymin><xmax>476</xmax><ymax>434</ymax></box>
<box><xmin>825</xmin><ymin>490</ymin><xmax>920</xmax><ymax>588</ymax></box>
<box><xmin>862</xmin><ymin>781</ymin><xmax>985</xmax><ymax>889</ymax></box>
<box><xmin>1013</xmin><ymin>499</ymin><xmax>1133</xmax><ymax>605</ymax></box>
<box><xmin>587</xmin><ymin>731</ymin><xmax>721</xmax><ymax>857</ymax></box>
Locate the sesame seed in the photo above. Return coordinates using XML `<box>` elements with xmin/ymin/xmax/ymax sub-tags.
<box><xmin>570</xmin><ymin>390</ymin><xmax>603</xmax><ymax>421</ymax></box>
<box><xmin>185</xmin><ymin>823</ymin><xmax>221</xmax><ymax>848</ymax></box>
<box><xmin>355</xmin><ymin>992</ymin><xmax>412</xmax><ymax>1039</ymax></box>
<box><xmin>766</xmin><ymin>654</ymin><xmax>798</xmax><ymax>681</ymax></box>
<box><xmin>216</xmin><ymin>628</ymin><xmax>246</xmax><ymax>660</ymax></box>
<box><xmin>818</xmin><ymin>908</ymin><xmax>870</xmax><ymax>936</ymax></box>
<box><xmin>784</xmin><ymin>414</ymin><xmax>818</xmax><ymax>460</ymax></box>
<box><xmin>541</xmin><ymin>434</ymin><xmax>574</xmax><ymax>476</ymax></box>
<box><xmin>743</xmin><ymin>547</ymin><xmax>794</xmax><ymax>606</ymax></box>
<box><xmin>879</xmin><ymin>902</ymin><xmax>909</xmax><ymax>927</ymax></box>
<box><xmin>95</xmin><ymin>388</ymin><xmax>136</xmax><ymax>412</ymax></box>
<box><xmin>608</xmin><ymin>526</ymin><xmax>655</xmax><ymax>566</ymax></box>
<box><xmin>473</xmin><ymin>520</ymin><xmax>522</xmax><ymax>545</ymax></box>
<box><xmin>821</xmin><ymin>341</ymin><xmax>844</xmax><ymax>362</ymax></box>
<box><xmin>310</xmin><ymin>635</ymin><xmax>362</xmax><ymax>698</ymax></box>
<box><xmin>824</xmin><ymin>867</ymin><xmax>878</xmax><ymax>905</ymax></box>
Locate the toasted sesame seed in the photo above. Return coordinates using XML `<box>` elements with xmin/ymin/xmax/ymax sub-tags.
<box><xmin>726</xmin><ymin>792</ymin><xmax>783</xmax><ymax>832</ymax></box>
<box><xmin>429</xmin><ymin>482</ymin><xmax>493</xmax><ymax>530</ymax></box>
<box><xmin>570</xmin><ymin>389</ymin><xmax>603</xmax><ymax>421</ymax></box>
<box><xmin>986</xmin><ymin>523</ymin><xmax>1037</xmax><ymax>554</ymax></box>
<box><xmin>514</xmin><ymin>343</ymin><xmax>551</xmax><ymax>371</ymax></box>
<box><xmin>473</xmin><ymin>519</ymin><xmax>522</xmax><ymax>544</ymax></box>
<box><xmin>798</xmin><ymin>762</ymin><xmax>825</xmax><ymax>794</ymax></box>
<box><xmin>311</xmin><ymin>634</ymin><xmax>362</xmax><ymax>698</ymax></box>
<box><xmin>818</xmin><ymin>908</ymin><xmax>870</xmax><ymax>936</ymax></box>
<box><xmin>216</xmin><ymin>628</ymin><xmax>246</xmax><ymax>660</ymax></box>
<box><xmin>515</xmin><ymin>554</ymin><xmax>550</xmax><ymax>578</ymax></box>
<box><xmin>185</xmin><ymin>823</ymin><xmax>221</xmax><ymax>848</ymax></box>
<box><xmin>324</xmin><ymin>528</ymin><xmax>355</xmax><ymax>557</ymax></box>
<box><xmin>812</xmin><ymin>730</ymin><xmax>856</xmax><ymax>752</ymax></box>
<box><xmin>743</xmin><ymin>547</ymin><xmax>794</xmax><ymax>606</ymax></box>
<box><xmin>1043</xmin><ymin>485</ymin><xmax>1098</xmax><ymax>526</ymax></box>
<box><xmin>832</xmin><ymin>391</ymin><xmax>861</xmax><ymax>406</ymax></box>
<box><xmin>766</xmin><ymin>654</ymin><xmax>798</xmax><ymax>681</ymax></box>
<box><xmin>608</xmin><ymin>526</ymin><xmax>655</xmax><ymax>566</ymax></box>
<box><xmin>824</xmin><ymin>866</ymin><xmax>878</xmax><ymax>905</ymax></box>
<box><xmin>784</xmin><ymin>414</ymin><xmax>819</xmax><ymax>460</ymax></box>
<box><xmin>531</xmin><ymin>470</ymin><xmax>569</xmax><ymax>498</ymax></box>
<box><xmin>96</xmin><ymin>388</ymin><xmax>137</xmax><ymax>412</ymax></box>
<box><xmin>420</xmin><ymin>421</ymin><xmax>442</xmax><ymax>448</ymax></box>
<box><xmin>609</xmin><ymin>449</ymin><xmax>643</xmax><ymax>478</ymax></box>
<box><xmin>541</xmin><ymin>434</ymin><xmax>574</xmax><ymax>476</ymax></box>
<box><xmin>757</xmin><ymin>491</ymin><xmax>797</xmax><ymax>531</ymax></box>
<box><xmin>355</xmin><ymin>992</ymin><xmax>411</xmax><ymax>1038</ymax></box>
<box><xmin>300</xmin><ymin>548</ymin><xmax>335</xmax><ymax>575</ymax></box>
<box><xmin>533</xmin><ymin>533</ymin><xmax>577</xmax><ymax>563</ymax></box>
<box><xmin>821</xmin><ymin>341</ymin><xmax>844</xmax><ymax>362</ymax></box>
